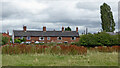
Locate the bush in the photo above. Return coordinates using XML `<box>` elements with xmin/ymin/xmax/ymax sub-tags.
<box><xmin>79</xmin><ymin>32</ymin><xmax>119</xmax><ymax>47</ymax></box>
<box><xmin>14</xmin><ymin>38</ymin><xmax>26</xmax><ymax>44</ymax></box>
<box><xmin>14</xmin><ymin>39</ymin><xmax>21</xmax><ymax>44</ymax></box>
<box><xmin>2</xmin><ymin>37</ymin><xmax>9</xmax><ymax>45</ymax></box>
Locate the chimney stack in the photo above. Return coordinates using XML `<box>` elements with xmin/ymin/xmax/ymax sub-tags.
<box><xmin>23</xmin><ymin>26</ymin><xmax>27</xmax><ymax>32</ymax></box>
<box><xmin>62</xmin><ymin>27</ymin><xmax>64</xmax><ymax>32</ymax></box>
<box><xmin>43</xmin><ymin>26</ymin><xmax>46</xmax><ymax>32</ymax></box>
<box><xmin>76</xmin><ymin>27</ymin><xmax>78</xmax><ymax>32</ymax></box>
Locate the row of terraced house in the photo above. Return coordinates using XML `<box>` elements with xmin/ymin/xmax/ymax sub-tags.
<box><xmin>12</xmin><ymin>26</ymin><xmax>80</xmax><ymax>44</ymax></box>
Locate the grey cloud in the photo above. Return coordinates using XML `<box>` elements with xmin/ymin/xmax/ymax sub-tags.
<box><xmin>1</xmin><ymin>0</ymin><xmax>118</xmax><ymax>34</ymax></box>
<box><xmin>76</xmin><ymin>2</ymin><xmax>100</xmax><ymax>10</ymax></box>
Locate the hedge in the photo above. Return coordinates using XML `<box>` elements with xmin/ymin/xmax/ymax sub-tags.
<box><xmin>78</xmin><ymin>32</ymin><xmax>119</xmax><ymax>47</ymax></box>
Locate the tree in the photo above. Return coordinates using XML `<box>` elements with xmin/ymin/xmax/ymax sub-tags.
<box><xmin>100</xmin><ymin>3</ymin><xmax>115</xmax><ymax>32</ymax></box>
<box><xmin>65</xmin><ymin>26</ymin><xmax>71</xmax><ymax>31</ymax></box>
<box><xmin>2</xmin><ymin>37</ymin><xmax>9</xmax><ymax>45</ymax></box>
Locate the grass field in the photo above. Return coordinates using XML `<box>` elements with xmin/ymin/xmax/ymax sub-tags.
<box><xmin>2</xmin><ymin>51</ymin><xmax>118</xmax><ymax>66</ymax></box>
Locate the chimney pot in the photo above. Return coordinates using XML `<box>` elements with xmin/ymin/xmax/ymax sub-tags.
<box><xmin>43</xmin><ymin>26</ymin><xmax>46</xmax><ymax>32</ymax></box>
<box><xmin>76</xmin><ymin>27</ymin><xmax>78</xmax><ymax>32</ymax></box>
<box><xmin>23</xmin><ymin>26</ymin><xmax>27</xmax><ymax>32</ymax></box>
<box><xmin>62</xmin><ymin>27</ymin><xmax>64</xmax><ymax>32</ymax></box>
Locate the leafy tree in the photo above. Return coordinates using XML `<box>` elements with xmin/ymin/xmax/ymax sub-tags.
<box><xmin>2</xmin><ymin>37</ymin><xmax>9</xmax><ymax>45</ymax></box>
<box><xmin>65</xmin><ymin>26</ymin><xmax>71</xmax><ymax>31</ymax></box>
<box><xmin>100</xmin><ymin>3</ymin><xmax>115</xmax><ymax>32</ymax></box>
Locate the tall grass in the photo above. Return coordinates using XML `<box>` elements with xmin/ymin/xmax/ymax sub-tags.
<box><xmin>2</xmin><ymin>44</ymin><xmax>87</xmax><ymax>55</ymax></box>
<box><xmin>2</xmin><ymin>44</ymin><xmax>119</xmax><ymax>55</ymax></box>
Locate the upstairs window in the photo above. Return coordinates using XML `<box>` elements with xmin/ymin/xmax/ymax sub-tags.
<box><xmin>57</xmin><ymin>37</ymin><xmax>62</xmax><ymax>40</ymax></box>
<box><xmin>71</xmin><ymin>37</ymin><xmax>76</xmax><ymax>40</ymax></box>
<box><xmin>39</xmin><ymin>37</ymin><xmax>44</xmax><ymax>40</ymax></box>
<box><xmin>47</xmin><ymin>37</ymin><xmax>50</xmax><ymax>40</ymax></box>
<box><xmin>27</xmin><ymin>36</ymin><xmax>31</xmax><ymax>40</ymax></box>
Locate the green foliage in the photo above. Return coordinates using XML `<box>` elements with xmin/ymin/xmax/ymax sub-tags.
<box><xmin>65</xmin><ymin>26</ymin><xmax>71</xmax><ymax>31</ymax></box>
<box><xmin>2</xmin><ymin>52</ymin><xmax>118</xmax><ymax>66</ymax></box>
<box><xmin>20</xmin><ymin>38</ymin><xmax>26</xmax><ymax>42</ymax></box>
<box><xmin>14</xmin><ymin>37</ymin><xmax>26</xmax><ymax>44</ymax></box>
<box><xmin>79</xmin><ymin>32</ymin><xmax>119</xmax><ymax>46</ymax></box>
<box><xmin>14</xmin><ymin>39</ymin><xmax>21</xmax><ymax>44</ymax></box>
<box><xmin>0</xmin><ymin>34</ymin><xmax>2</xmax><ymax>45</ymax></box>
<box><xmin>2</xmin><ymin>37</ymin><xmax>9</xmax><ymax>45</ymax></box>
<box><xmin>71</xmin><ymin>42</ymin><xmax>78</xmax><ymax>45</ymax></box>
<box><xmin>100</xmin><ymin>3</ymin><xmax>115</xmax><ymax>32</ymax></box>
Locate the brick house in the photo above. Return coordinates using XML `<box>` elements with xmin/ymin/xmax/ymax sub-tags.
<box><xmin>13</xmin><ymin>26</ymin><xmax>80</xmax><ymax>43</ymax></box>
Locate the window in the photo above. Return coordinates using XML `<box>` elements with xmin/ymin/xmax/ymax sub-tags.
<box><xmin>27</xmin><ymin>36</ymin><xmax>31</xmax><ymax>40</ymax></box>
<box><xmin>47</xmin><ymin>37</ymin><xmax>50</xmax><ymax>40</ymax></box>
<box><xmin>39</xmin><ymin>37</ymin><xmax>44</xmax><ymax>40</ymax></box>
<box><xmin>71</xmin><ymin>37</ymin><xmax>76</xmax><ymax>40</ymax></box>
<box><xmin>57</xmin><ymin>37</ymin><xmax>62</xmax><ymax>40</ymax></box>
<box><xmin>64</xmin><ymin>41</ymin><xmax>68</xmax><ymax>44</ymax></box>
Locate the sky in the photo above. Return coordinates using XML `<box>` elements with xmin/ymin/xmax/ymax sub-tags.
<box><xmin>1</xmin><ymin>0</ymin><xmax>119</xmax><ymax>35</ymax></box>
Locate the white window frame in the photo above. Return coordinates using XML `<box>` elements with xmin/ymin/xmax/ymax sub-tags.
<box><xmin>71</xmin><ymin>37</ymin><xmax>76</xmax><ymax>40</ymax></box>
<box><xmin>39</xmin><ymin>37</ymin><xmax>44</xmax><ymax>40</ymax></box>
<box><xmin>47</xmin><ymin>37</ymin><xmax>50</xmax><ymax>40</ymax></box>
<box><xmin>27</xmin><ymin>36</ymin><xmax>31</xmax><ymax>40</ymax></box>
<box><xmin>57</xmin><ymin>37</ymin><xmax>62</xmax><ymax>40</ymax></box>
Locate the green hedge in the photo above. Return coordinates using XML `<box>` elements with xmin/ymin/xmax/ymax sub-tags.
<box><xmin>78</xmin><ymin>32</ymin><xmax>119</xmax><ymax>47</ymax></box>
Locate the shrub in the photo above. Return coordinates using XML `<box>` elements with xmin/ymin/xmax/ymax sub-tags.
<box><xmin>14</xmin><ymin>39</ymin><xmax>21</xmax><ymax>44</ymax></box>
<box><xmin>2</xmin><ymin>37</ymin><xmax>9</xmax><ymax>45</ymax></box>
<box><xmin>14</xmin><ymin>38</ymin><xmax>26</xmax><ymax>44</ymax></box>
<box><xmin>79</xmin><ymin>32</ymin><xmax>119</xmax><ymax>47</ymax></box>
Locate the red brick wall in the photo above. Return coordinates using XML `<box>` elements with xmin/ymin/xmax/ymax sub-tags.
<box><xmin>14</xmin><ymin>36</ymin><xmax>79</xmax><ymax>43</ymax></box>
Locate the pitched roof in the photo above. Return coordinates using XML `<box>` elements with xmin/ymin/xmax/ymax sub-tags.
<box><xmin>13</xmin><ymin>30</ymin><xmax>79</xmax><ymax>37</ymax></box>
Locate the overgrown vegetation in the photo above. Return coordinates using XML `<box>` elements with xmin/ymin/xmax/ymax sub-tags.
<box><xmin>2</xmin><ymin>45</ymin><xmax>87</xmax><ymax>55</ymax></box>
<box><xmin>2</xmin><ymin>37</ymin><xmax>9</xmax><ymax>45</ymax></box>
<box><xmin>78</xmin><ymin>32</ymin><xmax>119</xmax><ymax>47</ymax></box>
<box><xmin>2</xmin><ymin>44</ymin><xmax>119</xmax><ymax>55</ymax></box>
<box><xmin>14</xmin><ymin>38</ymin><xmax>26</xmax><ymax>44</ymax></box>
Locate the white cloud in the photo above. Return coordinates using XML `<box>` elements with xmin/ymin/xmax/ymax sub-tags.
<box><xmin>1</xmin><ymin>0</ymin><xmax>118</xmax><ymax>34</ymax></box>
